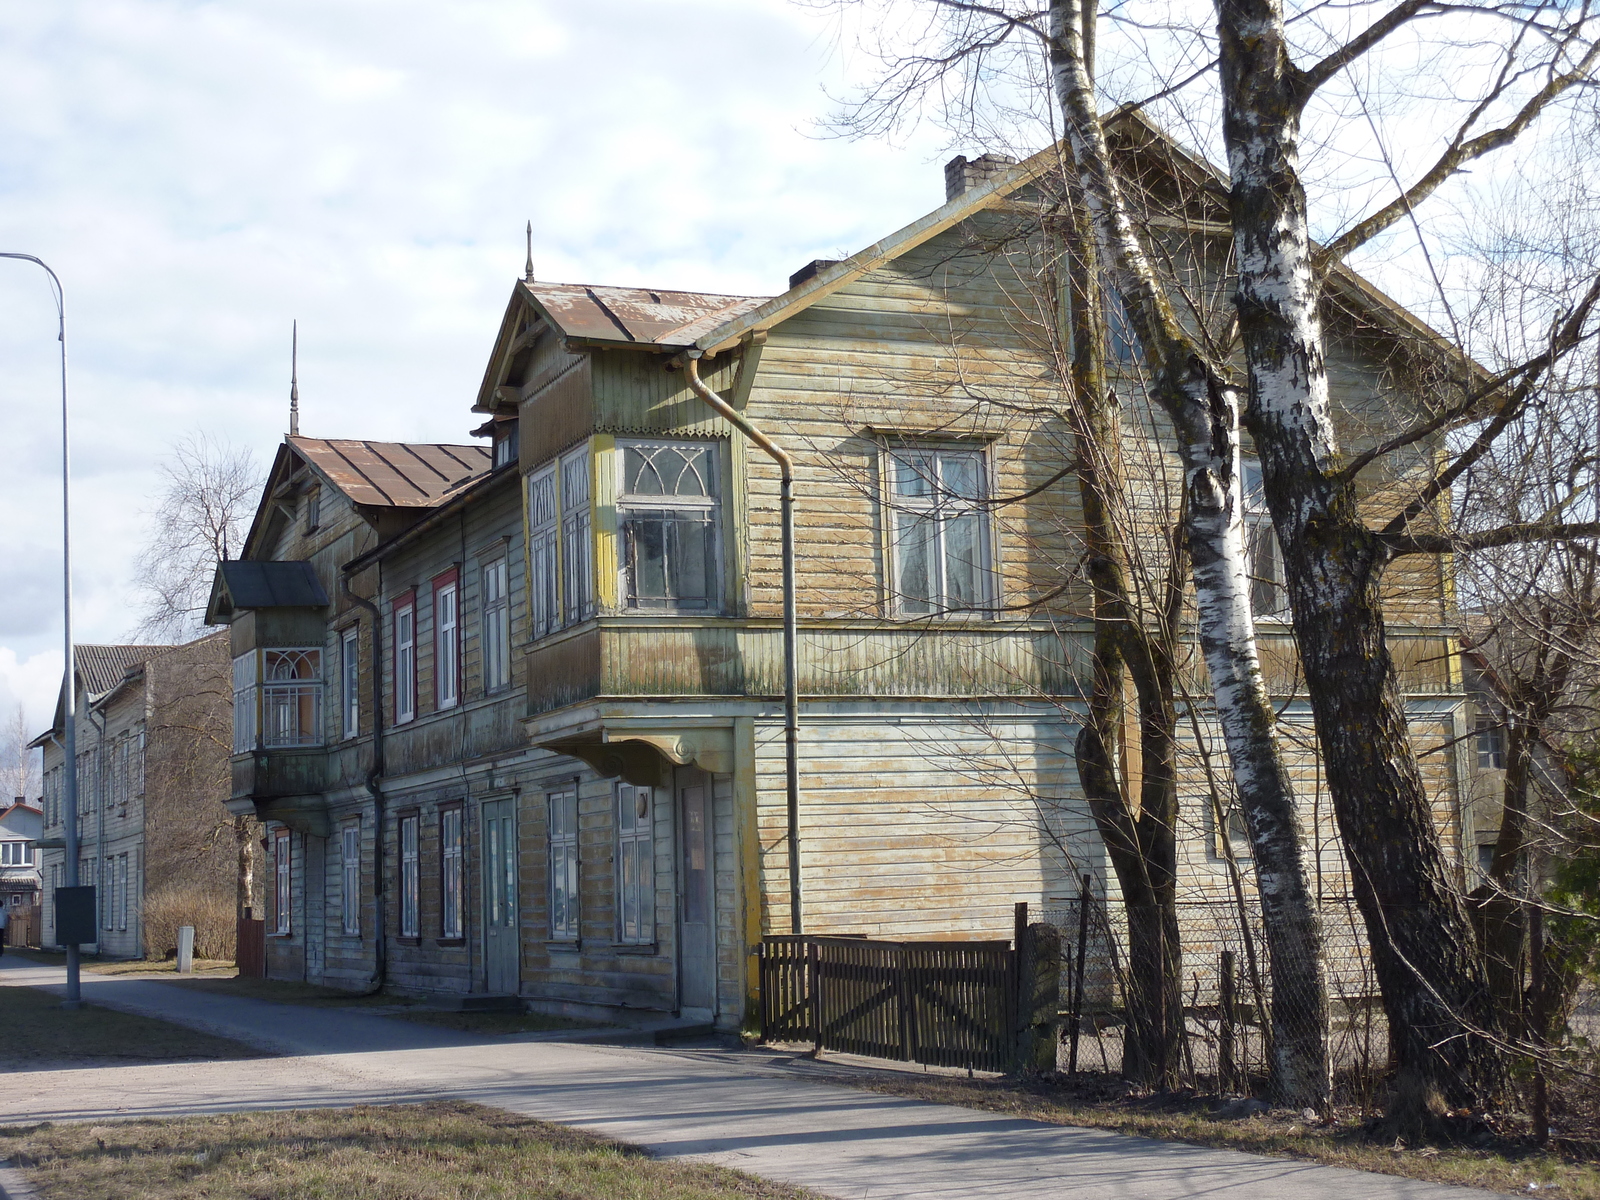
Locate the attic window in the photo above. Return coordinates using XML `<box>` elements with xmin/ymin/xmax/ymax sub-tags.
<box><xmin>493</xmin><ymin>420</ymin><xmax>520</xmax><ymax>469</ymax></box>
<box><xmin>304</xmin><ymin>486</ymin><xmax>321</xmax><ymax>534</ymax></box>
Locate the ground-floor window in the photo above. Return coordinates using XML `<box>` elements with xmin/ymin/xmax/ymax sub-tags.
<box><xmin>341</xmin><ymin>822</ymin><xmax>361</xmax><ymax>937</ymax></box>
<box><xmin>399</xmin><ymin>814</ymin><xmax>420</xmax><ymax>938</ymax></box>
<box><xmin>274</xmin><ymin>830</ymin><xmax>291</xmax><ymax>934</ymax></box>
<box><xmin>615</xmin><ymin>784</ymin><xmax>653</xmax><ymax>945</ymax></box>
<box><xmin>440</xmin><ymin>807</ymin><xmax>463</xmax><ymax>939</ymax></box>
<box><xmin>116</xmin><ymin>854</ymin><xmax>129</xmax><ymax>932</ymax></box>
<box><xmin>548</xmin><ymin>789</ymin><xmax>579</xmax><ymax>941</ymax></box>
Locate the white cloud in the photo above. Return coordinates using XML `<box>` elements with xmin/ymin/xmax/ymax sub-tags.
<box><xmin>0</xmin><ymin>0</ymin><xmax>958</xmax><ymax>722</ymax></box>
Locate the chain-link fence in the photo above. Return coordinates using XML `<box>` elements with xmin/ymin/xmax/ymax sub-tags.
<box><xmin>1038</xmin><ymin>889</ymin><xmax>1390</xmax><ymax>1101</ymax></box>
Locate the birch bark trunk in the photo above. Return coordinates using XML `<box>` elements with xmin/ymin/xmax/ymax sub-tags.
<box><xmin>1050</xmin><ymin>0</ymin><xmax>1329</xmax><ymax>1105</ymax></box>
<box><xmin>1214</xmin><ymin>0</ymin><xmax>1504</xmax><ymax>1103</ymax></box>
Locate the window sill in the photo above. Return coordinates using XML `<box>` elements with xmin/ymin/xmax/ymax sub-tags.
<box><xmin>436</xmin><ymin>937</ymin><xmax>466</xmax><ymax>948</ymax></box>
<box><xmin>395</xmin><ymin>936</ymin><xmax>422</xmax><ymax>947</ymax></box>
<box><xmin>612</xmin><ymin>942</ymin><xmax>659</xmax><ymax>956</ymax></box>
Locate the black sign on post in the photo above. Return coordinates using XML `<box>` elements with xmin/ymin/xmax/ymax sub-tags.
<box><xmin>55</xmin><ymin>886</ymin><xmax>96</xmax><ymax>947</ymax></box>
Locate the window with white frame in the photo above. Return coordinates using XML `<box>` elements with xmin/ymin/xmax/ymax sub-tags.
<box><xmin>399</xmin><ymin>814</ymin><xmax>420</xmax><ymax>938</ymax></box>
<box><xmin>528</xmin><ymin>465</ymin><xmax>559</xmax><ymax>639</ymax></box>
<box><xmin>341</xmin><ymin>627</ymin><xmax>360</xmax><ymax>740</ymax></box>
<box><xmin>395</xmin><ymin>596</ymin><xmax>417</xmax><ymax>724</ymax></box>
<box><xmin>482</xmin><ymin>558</ymin><xmax>510</xmax><ymax>692</ymax></box>
<box><xmin>102</xmin><ymin>857</ymin><xmax>113</xmax><ymax>930</ymax></box>
<box><xmin>440</xmin><ymin>806</ymin><xmax>463</xmax><ymax>939</ymax></box>
<box><xmin>885</xmin><ymin>445</ymin><xmax>992</xmax><ymax>615</ymax></box>
<box><xmin>0</xmin><ymin>842</ymin><xmax>32</xmax><ymax>867</ymax></box>
<box><xmin>273</xmin><ymin>830</ymin><xmax>291</xmax><ymax>934</ymax></box>
<box><xmin>434</xmin><ymin>572</ymin><xmax>459</xmax><ymax>709</ymax></box>
<box><xmin>1242</xmin><ymin>461</ymin><xmax>1288</xmax><ymax>619</ymax></box>
<box><xmin>233</xmin><ymin>650</ymin><xmax>324</xmax><ymax>750</ymax></box>
<box><xmin>1476</xmin><ymin>716</ymin><xmax>1506</xmax><ymax>770</ymax></box>
<box><xmin>561</xmin><ymin>448</ymin><xmax>594</xmax><ymax>623</ymax></box>
<box><xmin>615</xmin><ymin>784</ymin><xmax>653</xmax><ymax>945</ymax></box>
<box><xmin>617</xmin><ymin>440</ymin><xmax>720</xmax><ymax>612</ymax></box>
<box><xmin>116</xmin><ymin>854</ymin><xmax>128</xmax><ymax>932</ymax></box>
<box><xmin>493</xmin><ymin>419</ymin><xmax>520</xmax><ymax>468</ymax></box>
<box><xmin>341</xmin><ymin>822</ymin><xmax>361</xmax><ymax>936</ymax></box>
<box><xmin>549</xmin><ymin>788</ymin><xmax>580</xmax><ymax>941</ymax></box>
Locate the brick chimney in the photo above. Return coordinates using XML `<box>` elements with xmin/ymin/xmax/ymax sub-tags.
<box><xmin>944</xmin><ymin>153</ymin><xmax>1019</xmax><ymax>201</ymax></box>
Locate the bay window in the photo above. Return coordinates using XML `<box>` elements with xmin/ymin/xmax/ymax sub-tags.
<box><xmin>232</xmin><ymin>649</ymin><xmax>324</xmax><ymax>752</ymax></box>
<box><xmin>617</xmin><ymin>440</ymin><xmax>720</xmax><ymax>612</ymax></box>
<box><xmin>885</xmin><ymin>445</ymin><xmax>992</xmax><ymax>616</ymax></box>
<box><xmin>527</xmin><ymin>445</ymin><xmax>594</xmax><ymax>639</ymax></box>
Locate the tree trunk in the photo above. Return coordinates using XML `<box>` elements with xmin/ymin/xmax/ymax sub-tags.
<box><xmin>1214</xmin><ymin>0</ymin><xmax>1504</xmax><ymax>1105</ymax></box>
<box><xmin>235</xmin><ymin>814</ymin><xmax>255</xmax><ymax>920</ymax></box>
<box><xmin>1050</xmin><ymin>0</ymin><xmax>1329</xmax><ymax>1105</ymax></box>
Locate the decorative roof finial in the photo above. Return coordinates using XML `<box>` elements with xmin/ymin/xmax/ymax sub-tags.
<box><xmin>524</xmin><ymin>220</ymin><xmax>535</xmax><ymax>283</ymax></box>
<box><xmin>289</xmin><ymin>320</ymin><xmax>300</xmax><ymax>438</ymax></box>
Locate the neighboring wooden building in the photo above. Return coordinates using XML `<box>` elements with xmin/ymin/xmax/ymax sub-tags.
<box><xmin>212</xmin><ymin>133</ymin><xmax>1489</xmax><ymax>1030</ymax></box>
<box><xmin>34</xmin><ymin>635</ymin><xmax>238</xmax><ymax>958</ymax></box>
<box><xmin>0</xmin><ymin>801</ymin><xmax>42</xmax><ymax>917</ymax></box>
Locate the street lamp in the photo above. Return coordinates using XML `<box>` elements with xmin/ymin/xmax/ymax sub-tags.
<box><xmin>0</xmin><ymin>253</ymin><xmax>82</xmax><ymax>1009</ymax></box>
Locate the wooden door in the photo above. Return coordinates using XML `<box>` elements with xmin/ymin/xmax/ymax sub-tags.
<box><xmin>677</xmin><ymin>770</ymin><xmax>715</xmax><ymax>1017</ymax></box>
<box><xmin>482</xmin><ymin>798</ymin><xmax>519</xmax><ymax>995</ymax></box>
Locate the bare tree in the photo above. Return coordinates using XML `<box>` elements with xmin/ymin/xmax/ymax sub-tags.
<box><xmin>808</xmin><ymin>0</ymin><xmax>1600</xmax><ymax>1110</ymax></box>
<box><xmin>0</xmin><ymin>704</ymin><xmax>41</xmax><ymax>804</ymax></box>
<box><xmin>130</xmin><ymin>434</ymin><xmax>262</xmax><ymax>643</ymax></box>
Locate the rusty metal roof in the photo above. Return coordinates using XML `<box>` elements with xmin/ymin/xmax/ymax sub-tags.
<box><xmin>522</xmin><ymin>282</ymin><xmax>768</xmax><ymax>347</ymax></box>
<box><xmin>289</xmin><ymin>436</ymin><xmax>490</xmax><ymax>509</ymax></box>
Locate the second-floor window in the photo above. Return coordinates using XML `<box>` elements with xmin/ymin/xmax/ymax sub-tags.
<box><xmin>0</xmin><ymin>841</ymin><xmax>32</xmax><ymax>867</ymax></box>
<box><xmin>1476</xmin><ymin>716</ymin><xmax>1506</xmax><ymax>770</ymax></box>
<box><xmin>618</xmin><ymin>440</ymin><xmax>721</xmax><ymax>612</ymax></box>
<box><xmin>395</xmin><ymin>595</ymin><xmax>417</xmax><ymax>724</ymax></box>
<box><xmin>341</xmin><ymin>627</ymin><xmax>360</xmax><ymax>740</ymax></box>
<box><xmin>434</xmin><ymin>571</ymin><xmax>459</xmax><ymax>710</ymax></box>
<box><xmin>232</xmin><ymin>650</ymin><xmax>324</xmax><ymax>751</ymax></box>
<box><xmin>1243</xmin><ymin>461</ymin><xmax>1287</xmax><ymax>619</ymax></box>
<box><xmin>528</xmin><ymin>446</ymin><xmax>594</xmax><ymax>639</ymax></box>
<box><xmin>886</xmin><ymin>445</ymin><xmax>991</xmax><ymax>616</ymax></box>
<box><xmin>482</xmin><ymin>558</ymin><xmax>510</xmax><ymax>692</ymax></box>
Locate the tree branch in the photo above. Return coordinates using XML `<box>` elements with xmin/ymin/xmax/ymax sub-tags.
<box><xmin>1296</xmin><ymin>0</ymin><xmax>1437</xmax><ymax>99</ymax></box>
<box><xmin>1385</xmin><ymin>520</ymin><xmax>1600</xmax><ymax>556</ymax></box>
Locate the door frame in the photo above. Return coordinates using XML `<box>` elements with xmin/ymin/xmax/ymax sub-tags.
<box><xmin>480</xmin><ymin>794</ymin><xmax>520</xmax><ymax>995</ymax></box>
<box><xmin>674</xmin><ymin>766</ymin><xmax>716</xmax><ymax>1019</ymax></box>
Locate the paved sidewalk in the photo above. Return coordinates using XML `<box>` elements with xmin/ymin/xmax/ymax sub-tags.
<box><xmin>0</xmin><ymin>959</ymin><xmax>1500</xmax><ymax>1199</ymax></box>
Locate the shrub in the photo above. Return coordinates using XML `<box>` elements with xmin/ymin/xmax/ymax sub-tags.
<box><xmin>143</xmin><ymin>885</ymin><xmax>236</xmax><ymax>961</ymax></box>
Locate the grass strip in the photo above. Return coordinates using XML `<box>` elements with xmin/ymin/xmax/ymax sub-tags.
<box><xmin>0</xmin><ymin>982</ymin><xmax>265</xmax><ymax>1067</ymax></box>
<box><xmin>0</xmin><ymin>1101</ymin><xmax>820</xmax><ymax>1200</ymax></box>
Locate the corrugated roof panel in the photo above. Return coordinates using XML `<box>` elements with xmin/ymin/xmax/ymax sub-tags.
<box><xmin>524</xmin><ymin>282</ymin><xmax>769</xmax><ymax>347</ymax></box>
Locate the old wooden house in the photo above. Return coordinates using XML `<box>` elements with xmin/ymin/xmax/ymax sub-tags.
<box><xmin>212</xmin><ymin>132</ymin><xmax>1490</xmax><ymax>1030</ymax></box>
<box><xmin>34</xmin><ymin>634</ymin><xmax>239</xmax><ymax>959</ymax></box>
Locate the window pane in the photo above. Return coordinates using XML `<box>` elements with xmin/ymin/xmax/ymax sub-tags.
<box><xmin>628</xmin><ymin>515</ymin><xmax>669</xmax><ymax>603</ymax></box>
<box><xmin>939</xmin><ymin>452</ymin><xmax>981</xmax><ymax>502</ymax></box>
<box><xmin>894</xmin><ymin>511</ymin><xmax>935</xmax><ymax>614</ymax></box>
<box><xmin>666</xmin><ymin>516</ymin><xmax>715</xmax><ymax>608</ymax></box>
<box><xmin>943</xmin><ymin>510</ymin><xmax>982</xmax><ymax>608</ymax></box>
<box><xmin>892</xmin><ymin>451</ymin><xmax>935</xmax><ymax>499</ymax></box>
<box><xmin>625</xmin><ymin>444</ymin><xmax>712</xmax><ymax>498</ymax></box>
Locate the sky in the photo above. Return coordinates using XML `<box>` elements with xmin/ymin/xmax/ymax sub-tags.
<box><xmin>0</xmin><ymin>0</ymin><xmax>959</xmax><ymax>741</ymax></box>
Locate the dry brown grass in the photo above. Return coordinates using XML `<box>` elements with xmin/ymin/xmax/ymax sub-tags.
<box><xmin>0</xmin><ymin>982</ymin><xmax>265</xmax><ymax>1068</ymax></box>
<box><xmin>142</xmin><ymin>885</ymin><xmax>235</xmax><ymax>961</ymax></box>
<box><xmin>0</xmin><ymin>1102</ymin><xmax>822</xmax><ymax>1200</ymax></box>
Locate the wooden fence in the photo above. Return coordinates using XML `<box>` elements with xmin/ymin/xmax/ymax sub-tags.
<box><xmin>5</xmin><ymin>905</ymin><xmax>39</xmax><ymax>950</ymax></box>
<box><xmin>236</xmin><ymin>914</ymin><xmax>266</xmax><ymax>978</ymax></box>
<box><xmin>758</xmin><ymin>934</ymin><xmax>1019</xmax><ymax>1073</ymax></box>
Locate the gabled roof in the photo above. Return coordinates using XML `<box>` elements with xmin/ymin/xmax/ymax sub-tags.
<box><xmin>206</xmin><ymin>561</ymin><xmax>330</xmax><ymax>625</ymax></box>
<box><xmin>521</xmin><ymin>283</ymin><xmax>766</xmax><ymax>349</ymax></box>
<box><xmin>0</xmin><ymin>802</ymin><xmax>41</xmax><ymax>821</ymax></box>
<box><xmin>288</xmin><ymin>436</ymin><xmax>489</xmax><ymax>509</ymax></box>
<box><xmin>76</xmin><ymin>645</ymin><xmax>163</xmax><ymax>698</ymax></box>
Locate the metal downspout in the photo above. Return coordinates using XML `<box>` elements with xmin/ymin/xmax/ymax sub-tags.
<box><xmin>342</xmin><ymin>566</ymin><xmax>387</xmax><ymax>993</ymax></box>
<box><xmin>683</xmin><ymin>351</ymin><xmax>802</xmax><ymax>934</ymax></box>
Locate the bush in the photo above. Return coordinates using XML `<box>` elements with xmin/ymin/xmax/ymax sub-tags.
<box><xmin>143</xmin><ymin>885</ymin><xmax>235</xmax><ymax>961</ymax></box>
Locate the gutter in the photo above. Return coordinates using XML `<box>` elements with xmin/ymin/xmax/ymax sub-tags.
<box><xmin>683</xmin><ymin>351</ymin><xmax>803</xmax><ymax>934</ymax></box>
<box><xmin>341</xmin><ymin>565</ymin><xmax>387</xmax><ymax>994</ymax></box>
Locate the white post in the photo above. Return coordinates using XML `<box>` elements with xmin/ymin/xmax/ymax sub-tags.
<box><xmin>177</xmin><ymin>925</ymin><xmax>194</xmax><ymax>974</ymax></box>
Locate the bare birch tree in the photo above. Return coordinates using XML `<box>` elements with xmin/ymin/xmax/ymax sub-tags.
<box><xmin>130</xmin><ymin>433</ymin><xmax>262</xmax><ymax>643</ymax></box>
<box><xmin>0</xmin><ymin>704</ymin><xmax>41</xmax><ymax>804</ymax></box>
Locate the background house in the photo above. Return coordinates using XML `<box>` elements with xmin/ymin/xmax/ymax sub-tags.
<box><xmin>35</xmin><ymin>633</ymin><xmax>246</xmax><ymax>959</ymax></box>
<box><xmin>0</xmin><ymin>800</ymin><xmax>42</xmax><ymax>945</ymax></box>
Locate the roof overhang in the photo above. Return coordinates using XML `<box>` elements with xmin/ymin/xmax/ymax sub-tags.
<box><xmin>206</xmin><ymin>560</ymin><xmax>330</xmax><ymax>626</ymax></box>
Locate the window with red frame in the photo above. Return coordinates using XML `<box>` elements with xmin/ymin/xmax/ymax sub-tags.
<box><xmin>433</xmin><ymin>569</ymin><xmax>459</xmax><ymax>709</ymax></box>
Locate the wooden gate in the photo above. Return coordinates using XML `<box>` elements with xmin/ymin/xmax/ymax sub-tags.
<box><xmin>758</xmin><ymin>935</ymin><xmax>1018</xmax><ymax>1073</ymax></box>
<box><xmin>236</xmin><ymin>914</ymin><xmax>266</xmax><ymax>978</ymax></box>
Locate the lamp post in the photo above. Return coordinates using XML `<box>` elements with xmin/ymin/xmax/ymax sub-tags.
<box><xmin>0</xmin><ymin>253</ymin><xmax>80</xmax><ymax>1008</ymax></box>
